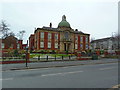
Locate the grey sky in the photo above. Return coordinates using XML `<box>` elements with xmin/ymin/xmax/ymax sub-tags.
<box><xmin>1</xmin><ymin>0</ymin><xmax>118</xmax><ymax>43</ymax></box>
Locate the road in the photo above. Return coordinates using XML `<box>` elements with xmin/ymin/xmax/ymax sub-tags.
<box><xmin>2</xmin><ymin>62</ymin><xmax>118</xmax><ymax>88</ymax></box>
<box><xmin>2</xmin><ymin>58</ymin><xmax>118</xmax><ymax>71</ymax></box>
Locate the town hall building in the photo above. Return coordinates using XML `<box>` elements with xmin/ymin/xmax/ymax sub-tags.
<box><xmin>29</xmin><ymin>15</ymin><xmax>90</xmax><ymax>54</ymax></box>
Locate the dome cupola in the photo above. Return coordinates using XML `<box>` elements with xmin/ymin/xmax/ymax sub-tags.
<box><xmin>58</xmin><ymin>15</ymin><xmax>71</xmax><ymax>28</ymax></box>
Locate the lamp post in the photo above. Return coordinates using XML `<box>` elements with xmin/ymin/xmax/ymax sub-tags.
<box><xmin>25</xmin><ymin>40</ymin><xmax>29</xmax><ymax>67</ymax></box>
<box><xmin>25</xmin><ymin>45</ymin><xmax>28</xmax><ymax>67</ymax></box>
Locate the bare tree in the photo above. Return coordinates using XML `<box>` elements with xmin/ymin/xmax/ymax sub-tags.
<box><xmin>17</xmin><ymin>30</ymin><xmax>26</xmax><ymax>40</ymax></box>
<box><xmin>8</xmin><ymin>32</ymin><xmax>15</xmax><ymax>36</ymax></box>
<box><xmin>0</xmin><ymin>20</ymin><xmax>10</xmax><ymax>38</ymax></box>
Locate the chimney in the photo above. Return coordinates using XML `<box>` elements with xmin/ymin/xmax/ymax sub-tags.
<box><xmin>75</xmin><ymin>29</ymin><xmax>78</xmax><ymax>31</ymax></box>
<box><xmin>50</xmin><ymin>22</ymin><xmax>52</xmax><ymax>28</ymax></box>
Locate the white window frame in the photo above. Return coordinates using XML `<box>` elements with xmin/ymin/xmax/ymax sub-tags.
<box><xmin>55</xmin><ymin>43</ymin><xmax>58</xmax><ymax>48</ymax></box>
<box><xmin>55</xmin><ymin>33</ymin><xmax>58</xmax><ymax>40</ymax></box>
<box><xmin>75</xmin><ymin>44</ymin><xmax>78</xmax><ymax>49</ymax></box>
<box><xmin>40</xmin><ymin>42</ymin><xmax>44</xmax><ymax>48</ymax></box>
<box><xmin>48</xmin><ymin>42</ymin><xmax>51</xmax><ymax>48</ymax></box>
<box><xmin>80</xmin><ymin>36</ymin><xmax>83</xmax><ymax>43</ymax></box>
<box><xmin>86</xmin><ymin>36</ymin><xmax>88</xmax><ymax>43</ymax></box>
<box><xmin>75</xmin><ymin>35</ymin><xmax>78</xmax><ymax>41</ymax></box>
<box><xmin>48</xmin><ymin>33</ymin><xmax>51</xmax><ymax>39</ymax></box>
<box><xmin>1</xmin><ymin>43</ymin><xmax>4</xmax><ymax>49</ymax></box>
<box><xmin>17</xmin><ymin>44</ymin><xmax>20</xmax><ymax>49</ymax></box>
<box><xmin>40</xmin><ymin>32</ymin><xmax>44</xmax><ymax>39</ymax></box>
<box><xmin>86</xmin><ymin>44</ymin><xmax>89</xmax><ymax>49</ymax></box>
<box><xmin>80</xmin><ymin>44</ymin><xmax>83</xmax><ymax>49</ymax></box>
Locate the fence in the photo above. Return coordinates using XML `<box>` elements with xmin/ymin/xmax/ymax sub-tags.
<box><xmin>30</xmin><ymin>55</ymin><xmax>77</xmax><ymax>62</ymax></box>
<box><xmin>1</xmin><ymin>55</ymin><xmax>77</xmax><ymax>63</ymax></box>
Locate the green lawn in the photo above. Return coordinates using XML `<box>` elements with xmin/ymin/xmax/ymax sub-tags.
<box><xmin>30</xmin><ymin>54</ymin><xmax>73</xmax><ymax>58</ymax></box>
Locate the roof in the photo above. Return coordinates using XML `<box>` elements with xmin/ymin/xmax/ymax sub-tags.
<box><xmin>42</xmin><ymin>26</ymin><xmax>58</xmax><ymax>30</ymax></box>
<box><xmin>34</xmin><ymin>27</ymin><xmax>59</xmax><ymax>33</ymax></box>
<box><xmin>74</xmin><ymin>31</ymin><xmax>84</xmax><ymax>34</ymax></box>
<box><xmin>4</xmin><ymin>35</ymin><xmax>18</xmax><ymax>40</ymax></box>
<box><xmin>91</xmin><ymin>37</ymin><xmax>114</xmax><ymax>43</ymax></box>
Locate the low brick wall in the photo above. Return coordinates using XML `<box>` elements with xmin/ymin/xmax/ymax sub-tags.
<box><xmin>0</xmin><ymin>61</ymin><xmax>30</xmax><ymax>64</ymax></box>
<box><xmin>77</xmin><ymin>57</ymin><xmax>92</xmax><ymax>60</ymax></box>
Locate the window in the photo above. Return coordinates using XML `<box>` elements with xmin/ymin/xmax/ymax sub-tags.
<box><xmin>40</xmin><ymin>42</ymin><xmax>44</xmax><ymax>48</ymax></box>
<box><xmin>55</xmin><ymin>43</ymin><xmax>58</xmax><ymax>48</ymax></box>
<box><xmin>1</xmin><ymin>43</ymin><xmax>4</xmax><ymax>49</ymax></box>
<box><xmin>55</xmin><ymin>33</ymin><xmax>58</xmax><ymax>39</ymax></box>
<box><xmin>10</xmin><ymin>44</ymin><xmax>13</xmax><ymax>48</ymax></box>
<box><xmin>48</xmin><ymin>42</ymin><xmax>51</xmax><ymax>48</ymax></box>
<box><xmin>86</xmin><ymin>44</ymin><xmax>89</xmax><ymax>49</ymax></box>
<box><xmin>75</xmin><ymin>44</ymin><xmax>78</xmax><ymax>49</ymax></box>
<box><xmin>40</xmin><ymin>32</ymin><xmax>44</xmax><ymax>38</ymax></box>
<box><xmin>65</xmin><ymin>32</ymin><xmax>69</xmax><ymax>40</ymax></box>
<box><xmin>86</xmin><ymin>36</ymin><xmax>88</xmax><ymax>43</ymax></box>
<box><xmin>80</xmin><ymin>36</ymin><xmax>83</xmax><ymax>43</ymax></box>
<box><xmin>75</xmin><ymin>35</ymin><xmax>78</xmax><ymax>41</ymax></box>
<box><xmin>48</xmin><ymin>33</ymin><xmax>51</xmax><ymax>39</ymax></box>
<box><xmin>17</xmin><ymin>44</ymin><xmax>20</xmax><ymax>49</ymax></box>
<box><xmin>80</xmin><ymin>44</ymin><xmax>83</xmax><ymax>49</ymax></box>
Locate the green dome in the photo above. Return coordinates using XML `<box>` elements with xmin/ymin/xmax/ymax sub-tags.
<box><xmin>58</xmin><ymin>21</ymin><xmax>70</xmax><ymax>27</ymax></box>
<box><xmin>58</xmin><ymin>15</ymin><xmax>71</xmax><ymax>28</ymax></box>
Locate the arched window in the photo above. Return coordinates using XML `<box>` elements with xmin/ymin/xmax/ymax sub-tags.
<box><xmin>64</xmin><ymin>32</ymin><xmax>69</xmax><ymax>40</ymax></box>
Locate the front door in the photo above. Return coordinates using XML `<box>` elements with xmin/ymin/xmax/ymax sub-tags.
<box><xmin>64</xmin><ymin>43</ymin><xmax>67</xmax><ymax>51</ymax></box>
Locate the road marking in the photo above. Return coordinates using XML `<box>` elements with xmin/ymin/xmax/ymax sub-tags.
<box><xmin>0</xmin><ymin>78</ymin><xmax>13</xmax><ymax>81</ymax></box>
<box><xmin>62</xmin><ymin>67</ymin><xmax>68</xmax><ymax>68</ymax></box>
<box><xmin>99</xmin><ymin>64</ymin><xmax>105</xmax><ymax>65</ymax></box>
<box><xmin>41</xmin><ymin>71</ymin><xmax>83</xmax><ymax>77</ymax></box>
<box><xmin>99</xmin><ymin>67</ymin><xmax>117</xmax><ymax>70</ymax></box>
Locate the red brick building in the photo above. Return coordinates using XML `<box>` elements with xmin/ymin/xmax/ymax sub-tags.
<box><xmin>0</xmin><ymin>35</ymin><xmax>27</xmax><ymax>57</ymax></box>
<box><xmin>29</xmin><ymin>15</ymin><xmax>90</xmax><ymax>54</ymax></box>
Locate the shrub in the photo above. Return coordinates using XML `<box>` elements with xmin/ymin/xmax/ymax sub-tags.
<box><xmin>52</xmin><ymin>50</ymin><xmax>55</xmax><ymax>54</ymax></box>
<box><xmin>66</xmin><ymin>50</ymin><xmax>68</xmax><ymax>54</ymax></box>
<box><xmin>14</xmin><ymin>49</ymin><xmax>19</xmax><ymax>57</ymax></box>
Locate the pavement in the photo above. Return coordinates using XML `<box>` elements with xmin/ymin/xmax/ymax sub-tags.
<box><xmin>2</xmin><ymin>58</ymin><xmax>119</xmax><ymax>71</ymax></box>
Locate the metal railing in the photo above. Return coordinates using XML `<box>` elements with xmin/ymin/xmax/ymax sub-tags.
<box><xmin>30</xmin><ymin>55</ymin><xmax>76</xmax><ymax>62</ymax></box>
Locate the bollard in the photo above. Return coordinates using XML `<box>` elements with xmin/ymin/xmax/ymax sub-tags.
<box><xmin>62</xmin><ymin>56</ymin><xmax>63</xmax><ymax>60</ymax></box>
<box><xmin>55</xmin><ymin>55</ymin><xmax>56</xmax><ymax>61</ymax></box>
<box><xmin>46</xmin><ymin>55</ymin><xmax>48</xmax><ymax>61</ymax></box>
<box><xmin>38</xmin><ymin>55</ymin><xmax>40</xmax><ymax>60</ymax></box>
<box><xmin>69</xmin><ymin>55</ymin><xmax>70</xmax><ymax>60</ymax></box>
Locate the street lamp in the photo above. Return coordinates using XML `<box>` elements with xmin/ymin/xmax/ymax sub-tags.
<box><xmin>25</xmin><ymin>44</ymin><xmax>28</xmax><ymax>67</ymax></box>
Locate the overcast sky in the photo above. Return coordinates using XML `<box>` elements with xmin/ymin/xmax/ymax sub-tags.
<box><xmin>1</xmin><ymin>0</ymin><xmax>119</xmax><ymax>43</ymax></box>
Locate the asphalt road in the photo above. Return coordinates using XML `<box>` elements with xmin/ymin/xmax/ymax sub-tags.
<box><xmin>2</xmin><ymin>62</ymin><xmax>118</xmax><ymax>88</ymax></box>
<box><xmin>2</xmin><ymin>58</ymin><xmax>118</xmax><ymax>71</ymax></box>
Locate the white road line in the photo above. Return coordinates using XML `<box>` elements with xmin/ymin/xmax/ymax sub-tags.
<box><xmin>41</xmin><ymin>71</ymin><xmax>83</xmax><ymax>77</ymax></box>
<box><xmin>41</xmin><ymin>73</ymin><xmax>62</xmax><ymax>76</ymax></box>
<box><xmin>66</xmin><ymin>71</ymin><xmax>83</xmax><ymax>74</ymax></box>
<box><xmin>99</xmin><ymin>64</ymin><xmax>105</xmax><ymax>65</ymax></box>
<box><xmin>0</xmin><ymin>78</ymin><xmax>13</xmax><ymax>81</ymax></box>
<box><xmin>99</xmin><ymin>67</ymin><xmax>117</xmax><ymax>70</ymax></box>
<box><xmin>62</xmin><ymin>67</ymin><xmax>69</xmax><ymax>68</ymax></box>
